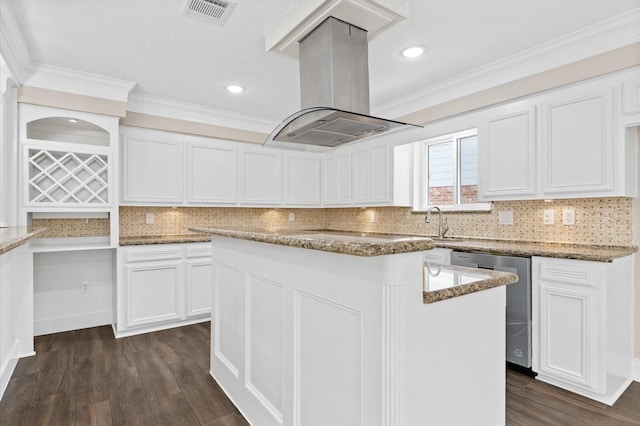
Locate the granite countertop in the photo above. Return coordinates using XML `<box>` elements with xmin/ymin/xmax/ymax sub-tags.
<box><xmin>423</xmin><ymin>262</ymin><xmax>518</xmax><ymax>304</ymax></box>
<box><xmin>119</xmin><ymin>233</ymin><xmax>211</xmax><ymax>246</ymax></box>
<box><xmin>190</xmin><ymin>227</ymin><xmax>435</xmax><ymax>257</ymax></box>
<box><xmin>0</xmin><ymin>226</ymin><xmax>48</xmax><ymax>255</ymax></box>
<box><xmin>432</xmin><ymin>237</ymin><xmax>637</xmax><ymax>262</ymax></box>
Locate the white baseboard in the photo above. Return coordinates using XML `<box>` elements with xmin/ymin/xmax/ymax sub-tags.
<box><xmin>0</xmin><ymin>341</ymin><xmax>20</xmax><ymax>400</ymax></box>
<box><xmin>34</xmin><ymin>310</ymin><xmax>113</xmax><ymax>336</ymax></box>
<box><xmin>113</xmin><ymin>316</ymin><xmax>209</xmax><ymax>338</ymax></box>
<box><xmin>633</xmin><ymin>358</ymin><xmax>640</xmax><ymax>382</ymax></box>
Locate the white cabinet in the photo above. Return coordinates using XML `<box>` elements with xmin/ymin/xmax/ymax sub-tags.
<box><xmin>187</xmin><ymin>142</ymin><xmax>237</xmax><ymax>204</ymax></box>
<box><xmin>351</xmin><ymin>144</ymin><xmax>371</xmax><ymax>204</ymax></box>
<box><xmin>479</xmin><ymin>105</ymin><xmax>537</xmax><ymax>200</ymax></box>
<box><xmin>125</xmin><ymin>258</ymin><xmax>183</xmax><ymax>328</ymax></box>
<box><xmin>540</xmin><ymin>88</ymin><xmax>615</xmax><ymax>196</ymax></box>
<box><xmin>477</xmin><ymin>74</ymin><xmax>637</xmax><ymax>201</ymax></box>
<box><xmin>239</xmin><ymin>148</ymin><xmax>282</xmax><ymax>205</ymax></box>
<box><xmin>322</xmin><ymin>139</ymin><xmax>410</xmax><ymax>207</ymax></box>
<box><xmin>322</xmin><ymin>149</ymin><xmax>352</xmax><ymax>205</ymax></box>
<box><xmin>283</xmin><ymin>152</ymin><xmax>320</xmax><ymax>206</ymax></box>
<box><xmin>423</xmin><ymin>247</ymin><xmax>452</xmax><ymax>264</ymax></box>
<box><xmin>117</xmin><ymin>243</ymin><xmax>212</xmax><ymax>336</ymax></box>
<box><xmin>185</xmin><ymin>244</ymin><xmax>213</xmax><ymax>318</ymax></box>
<box><xmin>532</xmin><ymin>256</ymin><xmax>633</xmax><ymax>405</ymax></box>
<box><xmin>122</xmin><ymin>131</ymin><xmax>184</xmax><ymax>204</ymax></box>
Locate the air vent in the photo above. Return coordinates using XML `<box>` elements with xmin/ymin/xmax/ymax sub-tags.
<box><xmin>181</xmin><ymin>0</ymin><xmax>236</xmax><ymax>26</ymax></box>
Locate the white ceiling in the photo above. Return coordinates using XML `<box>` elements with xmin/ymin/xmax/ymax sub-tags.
<box><xmin>6</xmin><ymin>0</ymin><xmax>640</xmax><ymax>127</ymax></box>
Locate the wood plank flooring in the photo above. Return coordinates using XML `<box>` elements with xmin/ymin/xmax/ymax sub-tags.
<box><xmin>1</xmin><ymin>323</ymin><xmax>639</xmax><ymax>425</ymax></box>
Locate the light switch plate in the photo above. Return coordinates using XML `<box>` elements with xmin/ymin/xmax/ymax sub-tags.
<box><xmin>543</xmin><ymin>209</ymin><xmax>554</xmax><ymax>225</ymax></box>
<box><xmin>498</xmin><ymin>211</ymin><xmax>513</xmax><ymax>225</ymax></box>
<box><xmin>145</xmin><ymin>213</ymin><xmax>154</xmax><ymax>225</ymax></box>
<box><xmin>562</xmin><ymin>208</ymin><xmax>575</xmax><ymax>225</ymax></box>
<box><xmin>369</xmin><ymin>211</ymin><xmax>376</xmax><ymax>223</ymax></box>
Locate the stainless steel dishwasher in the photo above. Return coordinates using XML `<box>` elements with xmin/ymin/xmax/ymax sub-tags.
<box><xmin>450</xmin><ymin>251</ymin><xmax>532</xmax><ymax>369</ymax></box>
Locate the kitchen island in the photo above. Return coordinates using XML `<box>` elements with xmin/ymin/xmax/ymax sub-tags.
<box><xmin>191</xmin><ymin>228</ymin><xmax>517</xmax><ymax>426</ymax></box>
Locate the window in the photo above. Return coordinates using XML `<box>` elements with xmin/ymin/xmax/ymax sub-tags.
<box><xmin>415</xmin><ymin>129</ymin><xmax>489</xmax><ymax>211</ymax></box>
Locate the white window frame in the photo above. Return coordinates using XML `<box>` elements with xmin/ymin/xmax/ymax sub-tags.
<box><xmin>413</xmin><ymin>128</ymin><xmax>491</xmax><ymax>212</ymax></box>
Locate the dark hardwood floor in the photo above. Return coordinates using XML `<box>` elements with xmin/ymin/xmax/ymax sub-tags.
<box><xmin>1</xmin><ymin>323</ymin><xmax>638</xmax><ymax>425</ymax></box>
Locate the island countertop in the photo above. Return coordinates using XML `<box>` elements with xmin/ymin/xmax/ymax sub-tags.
<box><xmin>190</xmin><ymin>227</ymin><xmax>435</xmax><ymax>256</ymax></box>
<box><xmin>423</xmin><ymin>262</ymin><xmax>518</xmax><ymax>303</ymax></box>
<box><xmin>0</xmin><ymin>226</ymin><xmax>48</xmax><ymax>255</ymax></box>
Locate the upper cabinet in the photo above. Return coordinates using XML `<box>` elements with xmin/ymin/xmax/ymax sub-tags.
<box><xmin>20</xmin><ymin>104</ymin><xmax>119</xmax><ymax>210</ymax></box>
<box><xmin>283</xmin><ymin>151</ymin><xmax>320</xmax><ymax>206</ymax></box>
<box><xmin>321</xmin><ymin>139</ymin><xmax>411</xmax><ymax>207</ymax></box>
<box><xmin>238</xmin><ymin>147</ymin><xmax>282</xmax><ymax>205</ymax></box>
<box><xmin>187</xmin><ymin>142</ymin><xmax>237</xmax><ymax>205</ymax></box>
<box><xmin>479</xmin><ymin>104</ymin><xmax>537</xmax><ymax>200</ymax></box>
<box><xmin>122</xmin><ymin>130</ymin><xmax>184</xmax><ymax>204</ymax></box>
<box><xmin>479</xmin><ymin>70</ymin><xmax>638</xmax><ymax>201</ymax></box>
<box><xmin>540</xmin><ymin>88</ymin><xmax>615</xmax><ymax>196</ymax></box>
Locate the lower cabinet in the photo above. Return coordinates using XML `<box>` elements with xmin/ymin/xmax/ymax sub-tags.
<box><xmin>117</xmin><ymin>242</ymin><xmax>212</xmax><ymax>336</ymax></box>
<box><xmin>532</xmin><ymin>256</ymin><xmax>633</xmax><ymax>405</ymax></box>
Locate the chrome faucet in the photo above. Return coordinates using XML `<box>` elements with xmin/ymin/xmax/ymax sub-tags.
<box><xmin>425</xmin><ymin>206</ymin><xmax>449</xmax><ymax>239</ymax></box>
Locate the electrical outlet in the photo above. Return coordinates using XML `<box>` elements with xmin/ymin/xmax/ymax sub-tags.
<box><xmin>562</xmin><ymin>208</ymin><xmax>575</xmax><ymax>225</ymax></box>
<box><xmin>81</xmin><ymin>281</ymin><xmax>90</xmax><ymax>294</ymax></box>
<box><xmin>288</xmin><ymin>212</ymin><xmax>295</xmax><ymax>222</ymax></box>
<box><xmin>369</xmin><ymin>211</ymin><xmax>376</xmax><ymax>223</ymax></box>
<box><xmin>498</xmin><ymin>211</ymin><xmax>513</xmax><ymax>225</ymax></box>
<box><xmin>145</xmin><ymin>213</ymin><xmax>154</xmax><ymax>225</ymax></box>
<box><xmin>543</xmin><ymin>209</ymin><xmax>554</xmax><ymax>225</ymax></box>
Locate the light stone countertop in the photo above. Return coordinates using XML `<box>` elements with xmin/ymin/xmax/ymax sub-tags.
<box><xmin>190</xmin><ymin>227</ymin><xmax>435</xmax><ymax>257</ymax></box>
<box><xmin>119</xmin><ymin>233</ymin><xmax>211</xmax><ymax>246</ymax></box>
<box><xmin>432</xmin><ymin>237</ymin><xmax>637</xmax><ymax>262</ymax></box>
<box><xmin>0</xmin><ymin>226</ymin><xmax>48</xmax><ymax>255</ymax></box>
<box><xmin>423</xmin><ymin>262</ymin><xmax>518</xmax><ymax>303</ymax></box>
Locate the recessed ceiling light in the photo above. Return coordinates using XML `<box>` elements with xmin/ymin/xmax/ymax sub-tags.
<box><xmin>401</xmin><ymin>46</ymin><xmax>425</xmax><ymax>58</ymax></box>
<box><xmin>226</xmin><ymin>85</ymin><xmax>244</xmax><ymax>93</ymax></box>
<box><xmin>68</xmin><ymin>119</ymin><xmax>78</xmax><ymax>123</ymax></box>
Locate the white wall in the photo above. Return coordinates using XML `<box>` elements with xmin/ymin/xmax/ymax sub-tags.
<box><xmin>33</xmin><ymin>249</ymin><xmax>113</xmax><ymax>335</ymax></box>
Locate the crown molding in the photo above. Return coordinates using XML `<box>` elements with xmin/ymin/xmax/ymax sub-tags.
<box><xmin>0</xmin><ymin>0</ymin><xmax>32</xmax><ymax>82</ymax></box>
<box><xmin>23</xmin><ymin>63</ymin><xmax>137</xmax><ymax>103</ymax></box>
<box><xmin>126</xmin><ymin>93</ymin><xmax>279</xmax><ymax>134</ymax></box>
<box><xmin>373</xmin><ymin>8</ymin><xmax>640</xmax><ymax>119</ymax></box>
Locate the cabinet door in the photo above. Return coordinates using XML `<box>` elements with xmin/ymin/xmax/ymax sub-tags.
<box><xmin>186</xmin><ymin>258</ymin><xmax>212</xmax><ymax>317</ymax></box>
<box><xmin>188</xmin><ymin>143</ymin><xmax>237</xmax><ymax>204</ymax></box>
<box><xmin>370</xmin><ymin>142</ymin><xmax>390</xmax><ymax>203</ymax></box>
<box><xmin>540</xmin><ymin>89</ymin><xmax>614</xmax><ymax>195</ymax></box>
<box><xmin>123</xmin><ymin>136</ymin><xmax>183</xmax><ymax>203</ymax></box>
<box><xmin>533</xmin><ymin>258</ymin><xmax>604</xmax><ymax>394</ymax></box>
<box><xmin>284</xmin><ymin>152</ymin><xmax>320</xmax><ymax>205</ymax></box>
<box><xmin>322</xmin><ymin>150</ymin><xmax>352</xmax><ymax>206</ymax></box>
<box><xmin>322</xmin><ymin>154</ymin><xmax>338</xmax><ymax>205</ymax></box>
<box><xmin>479</xmin><ymin>106</ymin><xmax>537</xmax><ymax>200</ymax></box>
<box><xmin>352</xmin><ymin>146</ymin><xmax>370</xmax><ymax>204</ymax></box>
<box><xmin>537</xmin><ymin>283</ymin><xmax>599</xmax><ymax>391</ymax></box>
<box><xmin>125</xmin><ymin>261</ymin><xmax>183</xmax><ymax>327</ymax></box>
<box><xmin>240</xmin><ymin>149</ymin><xmax>282</xmax><ymax>205</ymax></box>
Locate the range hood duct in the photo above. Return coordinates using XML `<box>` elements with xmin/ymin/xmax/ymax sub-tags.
<box><xmin>264</xmin><ymin>17</ymin><xmax>420</xmax><ymax>151</ymax></box>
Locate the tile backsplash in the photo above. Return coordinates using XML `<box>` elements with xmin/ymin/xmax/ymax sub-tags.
<box><xmin>117</xmin><ymin>197</ymin><xmax>633</xmax><ymax>246</ymax></box>
<box><xmin>32</xmin><ymin>198</ymin><xmax>632</xmax><ymax>246</ymax></box>
<box><xmin>31</xmin><ymin>218</ymin><xmax>110</xmax><ymax>238</ymax></box>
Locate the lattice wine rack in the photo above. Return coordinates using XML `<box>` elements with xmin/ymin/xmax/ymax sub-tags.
<box><xmin>27</xmin><ymin>148</ymin><xmax>109</xmax><ymax>205</ymax></box>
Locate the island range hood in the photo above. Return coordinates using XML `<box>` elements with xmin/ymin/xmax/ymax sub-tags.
<box><xmin>263</xmin><ymin>17</ymin><xmax>420</xmax><ymax>151</ymax></box>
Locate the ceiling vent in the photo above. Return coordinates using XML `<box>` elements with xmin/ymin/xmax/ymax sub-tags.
<box><xmin>181</xmin><ymin>0</ymin><xmax>236</xmax><ymax>26</ymax></box>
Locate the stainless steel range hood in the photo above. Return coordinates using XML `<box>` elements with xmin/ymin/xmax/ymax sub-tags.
<box><xmin>264</xmin><ymin>17</ymin><xmax>420</xmax><ymax>151</ymax></box>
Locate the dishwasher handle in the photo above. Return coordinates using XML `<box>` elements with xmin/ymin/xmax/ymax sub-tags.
<box><xmin>477</xmin><ymin>263</ymin><xmax>495</xmax><ymax>270</ymax></box>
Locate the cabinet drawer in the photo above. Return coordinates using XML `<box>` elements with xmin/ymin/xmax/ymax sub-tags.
<box><xmin>186</xmin><ymin>244</ymin><xmax>212</xmax><ymax>258</ymax></box>
<box><xmin>538</xmin><ymin>261</ymin><xmax>597</xmax><ymax>287</ymax></box>
<box><xmin>125</xmin><ymin>247</ymin><xmax>183</xmax><ymax>263</ymax></box>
